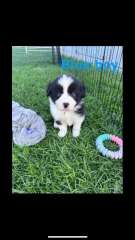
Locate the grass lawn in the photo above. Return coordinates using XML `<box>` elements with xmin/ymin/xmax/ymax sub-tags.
<box><xmin>12</xmin><ymin>47</ymin><xmax>123</xmax><ymax>193</ymax></box>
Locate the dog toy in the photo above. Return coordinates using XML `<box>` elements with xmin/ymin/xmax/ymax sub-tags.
<box><xmin>12</xmin><ymin>101</ymin><xmax>47</xmax><ymax>146</ymax></box>
<box><xmin>96</xmin><ymin>134</ymin><xmax>123</xmax><ymax>159</ymax></box>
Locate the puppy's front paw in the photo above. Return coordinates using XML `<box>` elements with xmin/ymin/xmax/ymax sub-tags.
<box><xmin>72</xmin><ymin>129</ymin><xmax>80</xmax><ymax>138</ymax></box>
<box><xmin>58</xmin><ymin>130</ymin><xmax>67</xmax><ymax>138</ymax></box>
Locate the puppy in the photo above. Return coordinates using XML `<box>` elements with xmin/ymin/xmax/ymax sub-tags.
<box><xmin>47</xmin><ymin>74</ymin><xmax>85</xmax><ymax>137</ymax></box>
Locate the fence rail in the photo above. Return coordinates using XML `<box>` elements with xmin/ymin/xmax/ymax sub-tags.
<box><xmin>25</xmin><ymin>46</ymin><xmax>52</xmax><ymax>54</ymax></box>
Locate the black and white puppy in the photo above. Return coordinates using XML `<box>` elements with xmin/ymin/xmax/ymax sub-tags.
<box><xmin>47</xmin><ymin>74</ymin><xmax>85</xmax><ymax>137</ymax></box>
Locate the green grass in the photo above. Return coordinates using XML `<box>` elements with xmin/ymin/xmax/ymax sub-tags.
<box><xmin>12</xmin><ymin>47</ymin><xmax>123</xmax><ymax>193</ymax></box>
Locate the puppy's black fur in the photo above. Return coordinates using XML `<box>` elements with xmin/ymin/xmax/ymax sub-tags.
<box><xmin>75</xmin><ymin>103</ymin><xmax>85</xmax><ymax>115</ymax></box>
<box><xmin>47</xmin><ymin>77</ymin><xmax>63</xmax><ymax>102</ymax></box>
<box><xmin>68</xmin><ymin>77</ymin><xmax>85</xmax><ymax>104</ymax></box>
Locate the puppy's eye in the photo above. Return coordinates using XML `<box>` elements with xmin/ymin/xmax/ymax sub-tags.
<box><xmin>57</xmin><ymin>92</ymin><xmax>61</xmax><ymax>98</ymax></box>
<box><xmin>71</xmin><ymin>92</ymin><xmax>76</xmax><ymax>97</ymax></box>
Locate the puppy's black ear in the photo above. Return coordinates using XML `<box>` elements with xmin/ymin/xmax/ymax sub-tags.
<box><xmin>47</xmin><ymin>82</ymin><xmax>53</xmax><ymax>96</ymax></box>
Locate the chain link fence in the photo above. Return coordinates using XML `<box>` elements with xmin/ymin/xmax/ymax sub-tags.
<box><xmin>60</xmin><ymin>46</ymin><xmax>123</xmax><ymax>132</ymax></box>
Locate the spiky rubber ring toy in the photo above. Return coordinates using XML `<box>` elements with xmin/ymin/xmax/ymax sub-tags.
<box><xmin>96</xmin><ymin>134</ymin><xmax>123</xmax><ymax>159</ymax></box>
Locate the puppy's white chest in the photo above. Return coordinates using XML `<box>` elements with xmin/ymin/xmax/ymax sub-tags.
<box><xmin>50</xmin><ymin>103</ymin><xmax>74</xmax><ymax>126</ymax></box>
<box><xmin>61</xmin><ymin>111</ymin><xmax>74</xmax><ymax>126</ymax></box>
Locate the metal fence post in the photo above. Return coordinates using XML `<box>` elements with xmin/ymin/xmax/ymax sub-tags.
<box><xmin>52</xmin><ymin>46</ymin><xmax>56</xmax><ymax>64</ymax></box>
<box><xmin>97</xmin><ymin>46</ymin><xmax>106</xmax><ymax>97</ymax></box>
<box><xmin>56</xmin><ymin>46</ymin><xmax>62</xmax><ymax>65</ymax></box>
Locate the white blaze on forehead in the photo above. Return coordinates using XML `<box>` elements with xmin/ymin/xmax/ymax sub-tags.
<box><xmin>58</xmin><ymin>75</ymin><xmax>73</xmax><ymax>93</ymax></box>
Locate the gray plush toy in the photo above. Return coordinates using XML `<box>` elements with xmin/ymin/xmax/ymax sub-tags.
<box><xmin>12</xmin><ymin>101</ymin><xmax>47</xmax><ymax>146</ymax></box>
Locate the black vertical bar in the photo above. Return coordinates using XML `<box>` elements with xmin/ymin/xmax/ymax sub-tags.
<box><xmin>109</xmin><ymin>49</ymin><xmax>123</xmax><ymax>126</ymax></box>
<box><xmin>102</xmin><ymin>46</ymin><xmax>118</xmax><ymax>106</ymax></box>
<box><xmin>71</xmin><ymin>46</ymin><xmax>74</xmax><ymax>76</ymax></box>
<box><xmin>100</xmin><ymin>46</ymin><xmax>109</xmax><ymax>101</ymax></box>
<box><xmin>56</xmin><ymin>46</ymin><xmax>62</xmax><ymax>65</ymax></box>
<box><xmin>89</xmin><ymin>46</ymin><xmax>93</xmax><ymax>93</ymax></box>
<box><xmin>94</xmin><ymin>46</ymin><xmax>101</xmax><ymax>96</ymax></box>
<box><xmin>80</xmin><ymin>46</ymin><xmax>84</xmax><ymax>81</ymax></box>
<box><xmin>93</xmin><ymin>46</ymin><xmax>98</xmax><ymax>96</ymax></box>
<box><xmin>107</xmin><ymin>47</ymin><xmax>123</xmax><ymax>128</ymax></box>
<box><xmin>84</xmin><ymin>47</ymin><xmax>89</xmax><ymax>92</ymax></box>
<box><xmin>52</xmin><ymin>46</ymin><xmax>56</xmax><ymax>64</ymax></box>
<box><xmin>102</xmin><ymin>46</ymin><xmax>115</xmax><ymax>105</ymax></box>
<box><xmin>101</xmin><ymin>46</ymin><xmax>108</xmax><ymax>99</ymax></box>
<box><xmin>91</xmin><ymin>47</ymin><xmax>94</xmax><ymax>86</ymax></box>
<box><xmin>92</xmin><ymin>47</ymin><xmax>96</xmax><ymax>94</ymax></box>
<box><xmin>111</xmin><ymin>73</ymin><xmax>123</xmax><ymax>115</ymax></box>
<box><xmin>108</xmin><ymin>47</ymin><xmax>122</xmax><ymax>110</ymax></box>
<box><xmin>97</xmin><ymin>46</ymin><xmax>104</xmax><ymax>97</ymax></box>
<box><xmin>92</xmin><ymin>46</ymin><xmax>96</xmax><ymax>95</ymax></box>
<box><xmin>97</xmin><ymin>46</ymin><xmax>106</xmax><ymax>98</ymax></box>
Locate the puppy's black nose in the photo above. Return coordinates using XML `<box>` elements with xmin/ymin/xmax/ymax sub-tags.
<box><xmin>63</xmin><ymin>103</ymin><xmax>69</xmax><ymax>108</ymax></box>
